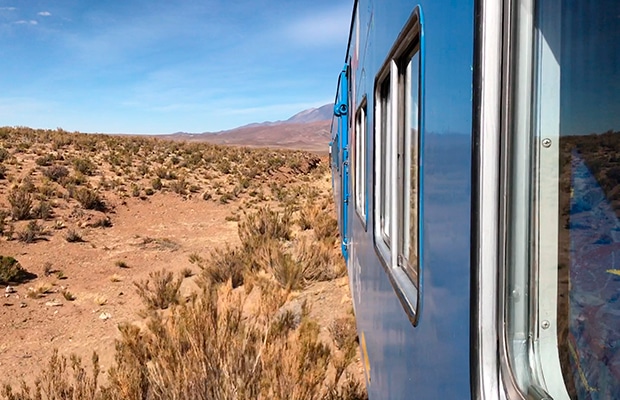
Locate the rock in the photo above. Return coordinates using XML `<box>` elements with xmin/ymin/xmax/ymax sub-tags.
<box><xmin>99</xmin><ymin>312</ymin><xmax>111</xmax><ymax>321</ymax></box>
<box><xmin>276</xmin><ymin>299</ymin><xmax>304</xmax><ymax>329</ymax></box>
<box><xmin>20</xmin><ymin>303</ymin><xmax>27</xmax><ymax>308</ymax></box>
<box><xmin>5</xmin><ymin>286</ymin><xmax>15</xmax><ymax>294</ymax></box>
<box><xmin>45</xmin><ymin>300</ymin><xmax>63</xmax><ymax>307</ymax></box>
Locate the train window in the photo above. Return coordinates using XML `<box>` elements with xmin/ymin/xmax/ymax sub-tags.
<box><xmin>503</xmin><ymin>0</ymin><xmax>620</xmax><ymax>399</ymax></box>
<box><xmin>373</xmin><ymin>8</ymin><xmax>422</xmax><ymax>324</ymax></box>
<box><xmin>397</xmin><ymin>48</ymin><xmax>420</xmax><ymax>282</ymax></box>
<box><xmin>355</xmin><ymin>99</ymin><xmax>367</xmax><ymax>224</ymax></box>
<box><xmin>375</xmin><ymin>71</ymin><xmax>394</xmax><ymax>254</ymax></box>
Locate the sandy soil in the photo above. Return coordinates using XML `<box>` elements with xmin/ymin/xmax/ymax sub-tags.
<box><xmin>0</xmin><ymin>129</ymin><xmax>361</xmax><ymax>389</ymax></box>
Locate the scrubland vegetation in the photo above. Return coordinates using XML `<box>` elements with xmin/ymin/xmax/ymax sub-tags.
<box><xmin>0</xmin><ymin>127</ymin><xmax>366</xmax><ymax>400</ymax></box>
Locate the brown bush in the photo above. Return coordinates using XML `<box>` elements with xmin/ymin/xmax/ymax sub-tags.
<box><xmin>8</xmin><ymin>186</ymin><xmax>32</xmax><ymax>220</ymax></box>
<box><xmin>73</xmin><ymin>188</ymin><xmax>106</xmax><ymax>211</ymax></box>
<box><xmin>134</xmin><ymin>269</ymin><xmax>183</xmax><ymax>310</ymax></box>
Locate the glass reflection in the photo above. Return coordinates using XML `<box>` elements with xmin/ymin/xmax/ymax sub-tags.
<box><xmin>555</xmin><ymin>0</ymin><xmax>620</xmax><ymax>398</ymax></box>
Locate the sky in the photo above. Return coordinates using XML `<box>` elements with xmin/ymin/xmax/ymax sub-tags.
<box><xmin>0</xmin><ymin>0</ymin><xmax>352</xmax><ymax>134</ymax></box>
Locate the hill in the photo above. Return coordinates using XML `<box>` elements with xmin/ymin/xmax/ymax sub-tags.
<box><xmin>161</xmin><ymin>104</ymin><xmax>333</xmax><ymax>153</ymax></box>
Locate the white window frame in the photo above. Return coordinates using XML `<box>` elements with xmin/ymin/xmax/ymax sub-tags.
<box><xmin>501</xmin><ymin>0</ymin><xmax>571</xmax><ymax>398</ymax></box>
<box><xmin>375</xmin><ymin>70</ymin><xmax>395</xmax><ymax>262</ymax></box>
<box><xmin>373</xmin><ymin>10</ymin><xmax>422</xmax><ymax>324</ymax></box>
<box><xmin>355</xmin><ymin>99</ymin><xmax>368</xmax><ymax>225</ymax></box>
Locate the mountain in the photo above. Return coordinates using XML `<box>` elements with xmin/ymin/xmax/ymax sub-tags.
<box><xmin>161</xmin><ymin>104</ymin><xmax>334</xmax><ymax>154</ymax></box>
<box><xmin>285</xmin><ymin>104</ymin><xmax>333</xmax><ymax>124</ymax></box>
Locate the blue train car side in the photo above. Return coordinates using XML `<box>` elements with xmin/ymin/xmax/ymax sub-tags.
<box><xmin>331</xmin><ymin>0</ymin><xmax>620</xmax><ymax>399</ymax></box>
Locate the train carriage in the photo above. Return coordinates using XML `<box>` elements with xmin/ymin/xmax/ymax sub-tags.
<box><xmin>330</xmin><ymin>0</ymin><xmax>620</xmax><ymax>399</ymax></box>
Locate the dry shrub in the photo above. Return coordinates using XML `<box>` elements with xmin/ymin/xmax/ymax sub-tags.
<box><xmin>313</xmin><ymin>211</ymin><xmax>339</xmax><ymax>245</ymax></box>
<box><xmin>134</xmin><ymin>269</ymin><xmax>182</xmax><ymax>310</ymax></box>
<box><xmin>295</xmin><ymin>238</ymin><xmax>341</xmax><ymax>283</ymax></box>
<box><xmin>168</xmin><ymin>178</ymin><xmax>187</xmax><ymax>195</ymax></box>
<box><xmin>256</xmin><ymin>239</ymin><xmax>304</xmax><ymax>291</ymax></box>
<box><xmin>17</xmin><ymin>220</ymin><xmax>46</xmax><ymax>243</ymax></box>
<box><xmin>329</xmin><ymin>316</ymin><xmax>360</xmax><ymax>383</ymax></box>
<box><xmin>8</xmin><ymin>186</ymin><xmax>32</xmax><ymax>220</ymax></box>
<box><xmin>0</xmin><ymin>210</ymin><xmax>7</xmax><ymax>235</ymax></box>
<box><xmin>65</xmin><ymin>229</ymin><xmax>84</xmax><ymax>243</ymax></box>
<box><xmin>0</xmin><ymin>128</ymin><xmax>366</xmax><ymax>400</ymax></box>
<box><xmin>32</xmin><ymin>201</ymin><xmax>53</xmax><ymax>220</ymax></box>
<box><xmin>239</xmin><ymin>206</ymin><xmax>292</xmax><ymax>247</ymax></box>
<box><xmin>104</xmin><ymin>282</ymin><xmax>365</xmax><ymax>400</ymax></box>
<box><xmin>0</xmin><ymin>350</ymin><xmax>100</xmax><ymax>400</ymax></box>
<box><xmin>73</xmin><ymin>188</ymin><xmax>106</xmax><ymax>211</ymax></box>
<box><xmin>42</xmin><ymin>165</ymin><xmax>69</xmax><ymax>182</ymax></box>
<box><xmin>72</xmin><ymin>157</ymin><xmax>96</xmax><ymax>176</ymax></box>
<box><xmin>298</xmin><ymin>203</ymin><xmax>321</xmax><ymax>230</ymax></box>
<box><xmin>198</xmin><ymin>245</ymin><xmax>247</xmax><ymax>288</ymax></box>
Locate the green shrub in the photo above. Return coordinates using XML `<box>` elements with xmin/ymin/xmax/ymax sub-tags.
<box><xmin>73</xmin><ymin>188</ymin><xmax>106</xmax><ymax>211</ymax></box>
<box><xmin>73</xmin><ymin>157</ymin><xmax>96</xmax><ymax>175</ymax></box>
<box><xmin>151</xmin><ymin>177</ymin><xmax>162</xmax><ymax>190</ymax></box>
<box><xmin>0</xmin><ymin>256</ymin><xmax>35</xmax><ymax>285</ymax></box>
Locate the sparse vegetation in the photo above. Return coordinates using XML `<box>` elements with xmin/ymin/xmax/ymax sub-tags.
<box><xmin>0</xmin><ymin>256</ymin><xmax>35</xmax><ymax>285</ymax></box>
<box><xmin>8</xmin><ymin>185</ymin><xmax>33</xmax><ymax>220</ymax></box>
<box><xmin>73</xmin><ymin>188</ymin><xmax>106</xmax><ymax>211</ymax></box>
<box><xmin>134</xmin><ymin>269</ymin><xmax>183</xmax><ymax>310</ymax></box>
<box><xmin>65</xmin><ymin>229</ymin><xmax>84</xmax><ymax>243</ymax></box>
<box><xmin>42</xmin><ymin>165</ymin><xmax>69</xmax><ymax>182</ymax></box>
<box><xmin>16</xmin><ymin>220</ymin><xmax>46</xmax><ymax>243</ymax></box>
<box><xmin>62</xmin><ymin>289</ymin><xmax>76</xmax><ymax>301</ymax></box>
<box><xmin>0</xmin><ymin>126</ymin><xmax>364</xmax><ymax>399</ymax></box>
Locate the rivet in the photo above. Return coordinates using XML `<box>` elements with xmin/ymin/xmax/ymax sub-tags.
<box><xmin>542</xmin><ymin>320</ymin><xmax>550</xmax><ymax>329</ymax></box>
<box><xmin>542</xmin><ymin>138</ymin><xmax>552</xmax><ymax>148</ymax></box>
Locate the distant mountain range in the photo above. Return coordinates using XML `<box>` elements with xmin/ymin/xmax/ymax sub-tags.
<box><xmin>161</xmin><ymin>103</ymin><xmax>334</xmax><ymax>153</ymax></box>
<box><xmin>236</xmin><ymin>104</ymin><xmax>334</xmax><ymax>128</ymax></box>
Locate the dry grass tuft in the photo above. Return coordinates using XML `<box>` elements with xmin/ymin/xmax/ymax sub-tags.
<box><xmin>134</xmin><ymin>269</ymin><xmax>183</xmax><ymax>310</ymax></box>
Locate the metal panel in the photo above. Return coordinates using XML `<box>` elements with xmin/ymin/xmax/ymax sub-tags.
<box><xmin>336</xmin><ymin>0</ymin><xmax>475</xmax><ymax>398</ymax></box>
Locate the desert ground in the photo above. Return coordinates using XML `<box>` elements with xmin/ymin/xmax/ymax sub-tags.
<box><xmin>0</xmin><ymin>127</ymin><xmax>365</xmax><ymax>399</ymax></box>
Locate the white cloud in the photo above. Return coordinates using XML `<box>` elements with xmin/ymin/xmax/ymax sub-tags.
<box><xmin>38</xmin><ymin>11</ymin><xmax>51</xmax><ymax>17</ymax></box>
<box><xmin>14</xmin><ymin>20</ymin><xmax>38</xmax><ymax>25</ymax></box>
<box><xmin>0</xmin><ymin>7</ymin><xmax>16</xmax><ymax>11</ymax></box>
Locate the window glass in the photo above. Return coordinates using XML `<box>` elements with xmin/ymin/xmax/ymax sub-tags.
<box><xmin>355</xmin><ymin>102</ymin><xmax>367</xmax><ymax>222</ymax></box>
<box><xmin>507</xmin><ymin>0</ymin><xmax>620</xmax><ymax>398</ymax></box>
<box><xmin>378</xmin><ymin>77</ymin><xmax>392</xmax><ymax>245</ymax></box>
<box><xmin>553</xmin><ymin>1</ymin><xmax>620</xmax><ymax>397</ymax></box>
<box><xmin>404</xmin><ymin>51</ymin><xmax>419</xmax><ymax>280</ymax></box>
<box><xmin>373</xmin><ymin>9</ymin><xmax>422</xmax><ymax>323</ymax></box>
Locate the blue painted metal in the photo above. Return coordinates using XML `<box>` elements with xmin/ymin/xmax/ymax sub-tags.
<box><xmin>331</xmin><ymin>1</ymin><xmax>474</xmax><ymax>398</ymax></box>
<box><xmin>416</xmin><ymin>5</ymin><xmax>426</xmax><ymax>326</ymax></box>
<box><xmin>333</xmin><ymin>65</ymin><xmax>351</xmax><ymax>261</ymax></box>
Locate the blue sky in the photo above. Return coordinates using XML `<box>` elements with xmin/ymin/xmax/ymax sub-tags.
<box><xmin>0</xmin><ymin>0</ymin><xmax>352</xmax><ymax>134</ymax></box>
